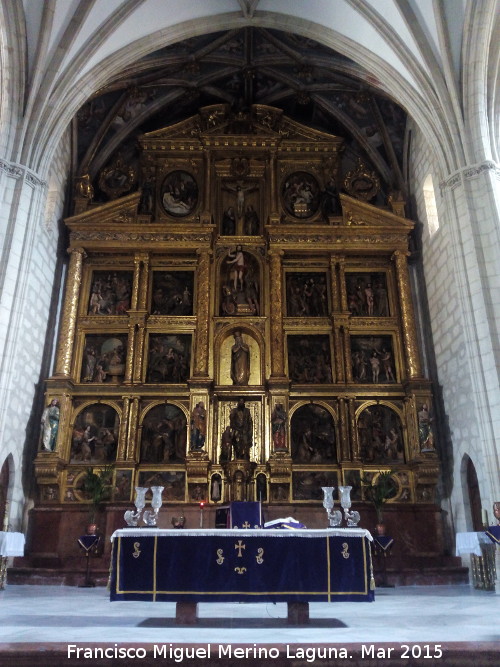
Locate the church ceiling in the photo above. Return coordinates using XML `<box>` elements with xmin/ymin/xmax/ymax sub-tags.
<box><xmin>76</xmin><ymin>28</ymin><xmax>407</xmax><ymax>203</ymax></box>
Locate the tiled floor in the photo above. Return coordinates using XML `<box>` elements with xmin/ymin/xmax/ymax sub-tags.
<box><xmin>0</xmin><ymin>584</ymin><xmax>498</xmax><ymax>645</ymax></box>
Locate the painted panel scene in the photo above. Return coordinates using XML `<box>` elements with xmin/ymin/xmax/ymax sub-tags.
<box><xmin>282</xmin><ymin>171</ymin><xmax>321</xmax><ymax>218</ymax></box>
<box><xmin>151</xmin><ymin>271</ymin><xmax>194</xmax><ymax>315</ymax></box>
<box><xmin>346</xmin><ymin>272</ymin><xmax>390</xmax><ymax>317</ymax></box>
<box><xmin>286</xmin><ymin>272</ymin><xmax>329</xmax><ymax>317</ymax></box>
<box><xmin>140</xmin><ymin>404</ymin><xmax>187</xmax><ymax>463</ymax></box>
<box><xmin>287</xmin><ymin>335</ymin><xmax>333</xmax><ymax>384</ymax></box>
<box><xmin>350</xmin><ymin>335</ymin><xmax>396</xmax><ymax>383</ymax></box>
<box><xmin>357</xmin><ymin>404</ymin><xmax>404</xmax><ymax>464</ymax></box>
<box><xmin>113</xmin><ymin>469</ymin><xmax>133</xmax><ymax>502</ymax></box>
<box><xmin>291</xmin><ymin>403</ymin><xmax>337</xmax><ymax>464</ymax></box>
<box><xmin>292</xmin><ymin>471</ymin><xmax>338</xmax><ymax>501</ymax></box>
<box><xmin>138</xmin><ymin>470</ymin><xmax>186</xmax><ymax>502</ymax></box>
<box><xmin>81</xmin><ymin>335</ymin><xmax>127</xmax><ymax>383</ymax></box>
<box><xmin>160</xmin><ymin>170</ymin><xmax>198</xmax><ymax>217</ymax></box>
<box><xmin>88</xmin><ymin>271</ymin><xmax>133</xmax><ymax>315</ymax></box>
<box><xmin>70</xmin><ymin>404</ymin><xmax>119</xmax><ymax>463</ymax></box>
<box><xmin>220</xmin><ymin>247</ymin><xmax>260</xmax><ymax>316</ymax></box>
<box><xmin>147</xmin><ymin>334</ymin><xmax>191</xmax><ymax>383</ymax></box>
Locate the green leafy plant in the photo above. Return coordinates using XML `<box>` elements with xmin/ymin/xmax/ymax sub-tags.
<box><xmin>82</xmin><ymin>466</ymin><xmax>113</xmax><ymax>524</ymax></box>
<box><xmin>361</xmin><ymin>470</ymin><xmax>397</xmax><ymax>523</ymax></box>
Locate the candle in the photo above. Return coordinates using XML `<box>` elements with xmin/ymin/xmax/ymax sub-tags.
<box><xmin>199</xmin><ymin>502</ymin><xmax>205</xmax><ymax>528</ymax></box>
<box><xmin>482</xmin><ymin>509</ymin><xmax>488</xmax><ymax>526</ymax></box>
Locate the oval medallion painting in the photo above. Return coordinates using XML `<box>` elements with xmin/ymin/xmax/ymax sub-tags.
<box><xmin>282</xmin><ymin>172</ymin><xmax>320</xmax><ymax>219</ymax></box>
<box><xmin>161</xmin><ymin>171</ymin><xmax>198</xmax><ymax>217</ymax></box>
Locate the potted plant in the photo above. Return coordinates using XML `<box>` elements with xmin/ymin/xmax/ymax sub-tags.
<box><xmin>81</xmin><ymin>466</ymin><xmax>113</xmax><ymax>535</ymax></box>
<box><xmin>361</xmin><ymin>470</ymin><xmax>397</xmax><ymax>535</ymax></box>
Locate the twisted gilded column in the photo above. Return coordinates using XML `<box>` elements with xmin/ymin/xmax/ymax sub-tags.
<box><xmin>392</xmin><ymin>250</ymin><xmax>422</xmax><ymax>378</ymax></box>
<box><xmin>268</xmin><ymin>249</ymin><xmax>286</xmax><ymax>378</ymax></box>
<box><xmin>269</xmin><ymin>150</ymin><xmax>278</xmax><ymax>215</ymax></box>
<box><xmin>117</xmin><ymin>396</ymin><xmax>131</xmax><ymax>461</ymax></box>
<box><xmin>329</xmin><ymin>255</ymin><xmax>340</xmax><ymax>312</ymax></box>
<box><xmin>337</xmin><ymin>256</ymin><xmax>348</xmax><ymax>312</ymax></box>
<box><xmin>193</xmin><ymin>249</ymin><xmax>211</xmax><ymax>377</ymax></box>
<box><xmin>54</xmin><ymin>248</ymin><xmax>85</xmax><ymax>377</ymax></box>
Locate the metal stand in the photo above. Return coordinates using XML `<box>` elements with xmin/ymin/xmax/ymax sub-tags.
<box><xmin>373</xmin><ymin>536</ymin><xmax>395</xmax><ymax>588</ymax></box>
<box><xmin>77</xmin><ymin>535</ymin><xmax>101</xmax><ymax>588</ymax></box>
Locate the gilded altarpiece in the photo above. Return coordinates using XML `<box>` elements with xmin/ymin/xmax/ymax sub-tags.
<box><xmin>34</xmin><ymin>104</ymin><xmax>439</xmax><ymax>532</ymax></box>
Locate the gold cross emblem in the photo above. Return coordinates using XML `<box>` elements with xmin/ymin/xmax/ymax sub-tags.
<box><xmin>235</xmin><ymin>540</ymin><xmax>246</xmax><ymax>557</ymax></box>
<box><xmin>242</xmin><ymin>521</ymin><xmax>251</xmax><ymax>528</ymax></box>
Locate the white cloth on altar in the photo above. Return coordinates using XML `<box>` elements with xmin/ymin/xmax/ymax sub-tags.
<box><xmin>0</xmin><ymin>531</ymin><xmax>25</xmax><ymax>557</ymax></box>
<box><xmin>455</xmin><ymin>531</ymin><xmax>490</xmax><ymax>557</ymax></box>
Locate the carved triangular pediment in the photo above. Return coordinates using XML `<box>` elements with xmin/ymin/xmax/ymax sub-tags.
<box><xmin>340</xmin><ymin>194</ymin><xmax>414</xmax><ymax>231</ymax></box>
<box><xmin>65</xmin><ymin>192</ymin><xmax>141</xmax><ymax>229</ymax></box>
<box><xmin>140</xmin><ymin>104</ymin><xmax>343</xmax><ymax>148</ymax></box>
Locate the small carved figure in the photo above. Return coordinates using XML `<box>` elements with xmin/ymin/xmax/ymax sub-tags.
<box><xmin>220</xmin><ymin>426</ymin><xmax>233</xmax><ymax>463</ymax></box>
<box><xmin>418</xmin><ymin>403</ymin><xmax>435</xmax><ymax>451</ymax></box>
<box><xmin>221</xmin><ymin>206</ymin><xmax>236</xmax><ymax>235</ymax></box>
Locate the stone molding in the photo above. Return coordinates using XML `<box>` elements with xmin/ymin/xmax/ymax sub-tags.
<box><xmin>440</xmin><ymin>160</ymin><xmax>500</xmax><ymax>191</ymax></box>
<box><xmin>0</xmin><ymin>158</ymin><xmax>47</xmax><ymax>189</ymax></box>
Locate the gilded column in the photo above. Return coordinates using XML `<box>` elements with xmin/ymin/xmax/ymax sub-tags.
<box><xmin>193</xmin><ymin>249</ymin><xmax>211</xmax><ymax>377</ymax></box>
<box><xmin>268</xmin><ymin>249</ymin><xmax>286</xmax><ymax>378</ymax></box>
<box><xmin>117</xmin><ymin>396</ymin><xmax>130</xmax><ymax>461</ymax></box>
<box><xmin>126</xmin><ymin>396</ymin><xmax>140</xmax><ymax>461</ymax></box>
<box><xmin>392</xmin><ymin>250</ymin><xmax>422</xmax><ymax>378</ymax></box>
<box><xmin>54</xmin><ymin>247</ymin><xmax>85</xmax><ymax>377</ymax></box>
<box><xmin>131</xmin><ymin>255</ymin><xmax>142</xmax><ymax>310</ymax></box>
<box><xmin>137</xmin><ymin>253</ymin><xmax>149</xmax><ymax>311</ymax></box>
<box><xmin>337</xmin><ymin>256</ymin><xmax>348</xmax><ymax>312</ymax></box>
<box><xmin>330</xmin><ymin>256</ymin><xmax>340</xmax><ymax>312</ymax></box>
<box><xmin>269</xmin><ymin>150</ymin><xmax>278</xmax><ymax>215</ymax></box>
<box><xmin>349</xmin><ymin>398</ymin><xmax>361</xmax><ymax>461</ymax></box>
<box><xmin>124</xmin><ymin>325</ymin><xmax>137</xmax><ymax>384</ymax></box>
<box><xmin>338</xmin><ymin>397</ymin><xmax>350</xmax><ymax>461</ymax></box>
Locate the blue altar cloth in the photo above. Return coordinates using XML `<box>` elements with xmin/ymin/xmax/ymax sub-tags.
<box><xmin>229</xmin><ymin>501</ymin><xmax>262</xmax><ymax>528</ymax></box>
<box><xmin>109</xmin><ymin>528</ymin><xmax>374</xmax><ymax>603</ymax></box>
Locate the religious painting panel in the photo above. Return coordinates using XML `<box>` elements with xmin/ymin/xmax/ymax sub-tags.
<box><xmin>113</xmin><ymin>469</ymin><xmax>133</xmax><ymax>502</ymax></box>
<box><xmin>220</xmin><ymin>179</ymin><xmax>260</xmax><ymax>236</ymax></box>
<box><xmin>345</xmin><ymin>272</ymin><xmax>390</xmax><ymax>317</ymax></box>
<box><xmin>80</xmin><ymin>334</ymin><xmax>127</xmax><ymax>383</ymax></box>
<box><xmin>270</xmin><ymin>483</ymin><xmax>290</xmax><ymax>503</ymax></box>
<box><xmin>357</xmin><ymin>404</ymin><xmax>404</xmax><ymax>464</ymax></box>
<box><xmin>87</xmin><ymin>270</ymin><xmax>133</xmax><ymax>315</ymax></box>
<box><xmin>150</xmin><ymin>271</ymin><xmax>194</xmax><ymax>316</ymax></box>
<box><xmin>343</xmin><ymin>469</ymin><xmax>362</xmax><ymax>501</ymax></box>
<box><xmin>70</xmin><ymin>404</ymin><xmax>119</xmax><ymax>464</ymax></box>
<box><xmin>281</xmin><ymin>171</ymin><xmax>321</xmax><ymax>219</ymax></box>
<box><xmin>220</xmin><ymin>247</ymin><xmax>260</xmax><ymax>316</ymax></box>
<box><xmin>350</xmin><ymin>335</ymin><xmax>397</xmax><ymax>383</ymax></box>
<box><xmin>160</xmin><ymin>170</ymin><xmax>198</xmax><ymax>217</ymax></box>
<box><xmin>291</xmin><ymin>403</ymin><xmax>337</xmax><ymax>464</ymax></box>
<box><xmin>287</xmin><ymin>335</ymin><xmax>333</xmax><ymax>384</ymax></box>
<box><xmin>146</xmin><ymin>334</ymin><xmax>191</xmax><ymax>383</ymax></box>
<box><xmin>140</xmin><ymin>404</ymin><xmax>187</xmax><ymax>464</ymax></box>
<box><xmin>138</xmin><ymin>470</ymin><xmax>186</xmax><ymax>503</ymax></box>
<box><xmin>285</xmin><ymin>271</ymin><xmax>330</xmax><ymax>317</ymax></box>
<box><xmin>188</xmin><ymin>483</ymin><xmax>208</xmax><ymax>503</ymax></box>
<box><xmin>292</xmin><ymin>470</ymin><xmax>338</xmax><ymax>501</ymax></box>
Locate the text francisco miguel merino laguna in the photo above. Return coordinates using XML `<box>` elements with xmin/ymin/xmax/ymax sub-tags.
<box><xmin>67</xmin><ymin>643</ymin><xmax>371</xmax><ymax>661</ymax></box>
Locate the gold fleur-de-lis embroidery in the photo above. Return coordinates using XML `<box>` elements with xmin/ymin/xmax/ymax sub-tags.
<box><xmin>234</xmin><ymin>567</ymin><xmax>247</xmax><ymax>575</ymax></box>
<box><xmin>132</xmin><ymin>542</ymin><xmax>141</xmax><ymax>559</ymax></box>
<box><xmin>341</xmin><ymin>542</ymin><xmax>350</xmax><ymax>559</ymax></box>
<box><xmin>216</xmin><ymin>549</ymin><xmax>225</xmax><ymax>565</ymax></box>
<box><xmin>256</xmin><ymin>547</ymin><xmax>264</xmax><ymax>564</ymax></box>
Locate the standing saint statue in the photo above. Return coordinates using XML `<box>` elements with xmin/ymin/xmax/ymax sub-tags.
<box><xmin>40</xmin><ymin>399</ymin><xmax>60</xmax><ymax>451</ymax></box>
<box><xmin>231</xmin><ymin>331</ymin><xmax>250</xmax><ymax>386</ymax></box>
<box><xmin>271</xmin><ymin>404</ymin><xmax>287</xmax><ymax>451</ymax></box>
<box><xmin>190</xmin><ymin>401</ymin><xmax>207</xmax><ymax>450</ymax></box>
<box><xmin>229</xmin><ymin>398</ymin><xmax>253</xmax><ymax>460</ymax></box>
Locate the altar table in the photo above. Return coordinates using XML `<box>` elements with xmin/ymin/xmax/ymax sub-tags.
<box><xmin>110</xmin><ymin>528</ymin><xmax>374</xmax><ymax>621</ymax></box>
